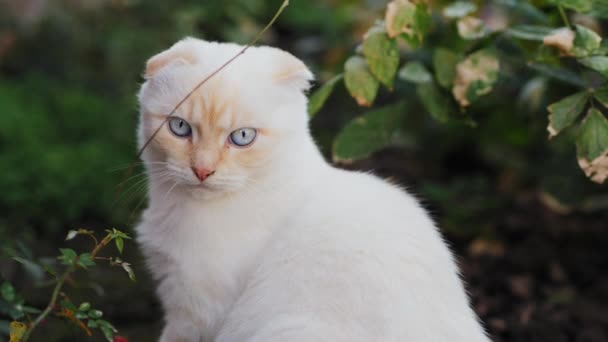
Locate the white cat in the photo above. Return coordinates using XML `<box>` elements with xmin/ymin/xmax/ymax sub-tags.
<box><xmin>135</xmin><ymin>37</ymin><xmax>490</xmax><ymax>342</ymax></box>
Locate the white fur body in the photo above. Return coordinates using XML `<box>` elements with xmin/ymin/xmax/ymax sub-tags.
<box><xmin>136</xmin><ymin>38</ymin><xmax>489</xmax><ymax>342</ymax></box>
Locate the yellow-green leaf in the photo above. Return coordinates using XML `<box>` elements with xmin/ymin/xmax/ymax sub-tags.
<box><xmin>452</xmin><ymin>49</ymin><xmax>500</xmax><ymax>107</ymax></box>
<box><xmin>362</xmin><ymin>27</ymin><xmax>399</xmax><ymax>89</ymax></box>
<box><xmin>572</xmin><ymin>24</ymin><xmax>602</xmax><ymax>57</ymax></box>
<box><xmin>385</xmin><ymin>0</ymin><xmax>431</xmax><ymax>48</ymax></box>
<box><xmin>333</xmin><ymin>104</ymin><xmax>406</xmax><ymax>163</ymax></box>
<box><xmin>398</xmin><ymin>62</ymin><xmax>432</xmax><ymax>83</ymax></box>
<box><xmin>385</xmin><ymin>0</ymin><xmax>417</xmax><ymax>38</ymax></box>
<box><xmin>507</xmin><ymin>25</ymin><xmax>554</xmax><ymax>41</ymax></box>
<box><xmin>443</xmin><ymin>1</ymin><xmax>477</xmax><ymax>18</ymax></box>
<box><xmin>417</xmin><ymin>82</ymin><xmax>453</xmax><ymax>123</ymax></box>
<box><xmin>579</xmin><ymin>56</ymin><xmax>608</xmax><ymax>77</ymax></box>
<box><xmin>344</xmin><ymin>56</ymin><xmax>379</xmax><ymax>107</ymax></box>
<box><xmin>577</xmin><ymin>108</ymin><xmax>608</xmax><ymax>183</ymax></box>
<box><xmin>433</xmin><ymin>48</ymin><xmax>461</xmax><ymax>88</ymax></box>
<box><xmin>308</xmin><ymin>74</ymin><xmax>343</xmax><ymax>118</ymax></box>
<box><xmin>547</xmin><ymin>91</ymin><xmax>588</xmax><ymax>138</ymax></box>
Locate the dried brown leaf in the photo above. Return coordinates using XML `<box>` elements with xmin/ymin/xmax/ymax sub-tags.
<box><xmin>543</xmin><ymin>28</ymin><xmax>575</xmax><ymax>55</ymax></box>
<box><xmin>578</xmin><ymin>152</ymin><xmax>608</xmax><ymax>184</ymax></box>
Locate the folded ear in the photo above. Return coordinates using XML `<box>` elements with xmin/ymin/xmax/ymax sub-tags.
<box><xmin>144</xmin><ymin>37</ymin><xmax>200</xmax><ymax>79</ymax></box>
<box><xmin>271</xmin><ymin>49</ymin><xmax>314</xmax><ymax>92</ymax></box>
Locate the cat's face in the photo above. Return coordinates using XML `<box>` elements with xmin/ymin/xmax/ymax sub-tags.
<box><xmin>137</xmin><ymin>38</ymin><xmax>313</xmax><ymax>198</ymax></box>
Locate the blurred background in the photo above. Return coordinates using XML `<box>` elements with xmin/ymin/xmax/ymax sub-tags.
<box><xmin>0</xmin><ymin>0</ymin><xmax>607</xmax><ymax>341</ymax></box>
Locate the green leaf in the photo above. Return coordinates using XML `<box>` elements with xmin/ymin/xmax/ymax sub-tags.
<box><xmin>443</xmin><ymin>1</ymin><xmax>477</xmax><ymax>18</ymax></box>
<box><xmin>11</xmin><ymin>257</ymin><xmax>44</xmax><ymax>281</ymax></box>
<box><xmin>549</xmin><ymin>0</ymin><xmax>593</xmax><ymax>12</ymax></box>
<box><xmin>506</xmin><ymin>25</ymin><xmax>554</xmax><ymax>41</ymax></box>
<box><xmin>332</xmin><ymin>103</ymin><xmax>406</xmax><ymax>163</ymax></box>
<box><xmin>41</xmin><ymin>262</ymin><xmax>58</xmax><ymax>277</ymax></box>
<box><xmin>87</xmin><ymin>319</ymin><xmax>99</xmax><ymax>328</ymax></box>
<box><xmin>21</xmin><ymin>306</ymin><xmax>41</xmax><ymax>314</ymax></box>
<box><xmin>385</xmin><ymin>0</ymin><xmax>417</xmax><ymax>38</ymax></box>
<box><xmin>385</xmin><ymin>0</ymin><xmax>431</xmax><ymax>48</ymax></box>
<box><xmin>97</xmin><ymin>319</ymin><xmax>119</xmax><ymax>342</ymax></box>
<box><xmin>88</xmin><ymin>309</ymin><xmax>103</xmax><ymax>319</ymax></box>
<box><xmin>106</xmin><ymin>228</ymin><xmax>131</xmax><ymax>240</ymax></box>
<box><xmin>547</xmin><ymin>91</ymin><xmax>588</xmax><ymax>137</ymax></box>
<box><xmin>433</xmin><ymin>48</ymin><xmax>460</xmax><ymax>89</ymax></box>
<box><xmin>398</xmin><ymin>62</ymin><xmax>432</xmax><ymax>83</ymax></box>
<box><xmin>78</xmin><ymin>302</ymin><xmax>91</xmax><ymax>312</ymax></box>
<box><xmin>577</xmin><ymin>108</ymin><xmax>608</xmax><ymax>160</ymax></box>
<box><xmin>308</xmin><ymin>74</ymin><xmax>343</xmax><ymax>118</ymax></box>
<box><xmin>121</xmin><ymin>263</ymin><xmax>136</xmax><ymax>282</ymax></box>
<box><xmin>577</xmin><ymin>108</ymin><xmax>608</xmax><ymax>183</ymax></box>
<box><xmin>527</xmin><ymin>63</ymin><xmax>586</xmax><ymax>87</ymax></box>
<box><xmin>452</xmin><ymin>49</ymin><xmax>500</xmax><ymax>107</ymax></box>
<box><xmin>594</xmin><ymin>86</ymin><xmax>608</xmax><ymax>108</ymax></box>
<box><xmin>75</xmin><ymin>311</ymin><xmax>88</xmax><ymax>319</ymax></box>
<box><xmin>115</xmin><ymin>237</ymin><xmax>124</xmax><ymax>254</ymax></box>
<box><xmin>77</xmin><ymin>253</ymin><xmax>96</xmax><ymax>269</ymax></box>
<box><xmin>362</xmin><ymin>27</ymin><xmax>399</xmax><ymax>89</ymax></box>
<box><xmin>60</xmin><ymin>299</ymin><xmax>77</xmax><ymax>311</ymax></box>
<box><xmin>96</xmin><ymin>319</ymin><xmax>118</xmax><ymax>333</ymax></box>
<box><xmin>417</xmin><ymin>82</ymin><xmax>453</xmax><ymax>123</ymax></box>
<box><xmin>573</xmin><ymin>24</ymin><xmax>602</xmax><ymax>57</ymax></box>
<box><xmin>58</xmin><ymin>248</ymin><xmax>77</xmax><ymax>266</ymax></box>
<box><xmin>344</xmin><ymin>56</ymin><xmax>379</xmax><ymax>106</ymax></box>
<box><xmin>579</xmin><ymin>56</ymin><xmax>608</xmax><ymax>77</ymax></box>
<box><xmin>589</xmin><ymin>2</ymin><xmax>608</xmax><ymax>18</ymax></box>
<box><xmin>1</xmin><ymin>282</ymin><xmax>15</xmax><ymax>302</ymax></box>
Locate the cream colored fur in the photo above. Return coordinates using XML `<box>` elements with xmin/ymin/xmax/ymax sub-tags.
<box><xmin>135</xmin><ymin>37</ymin><xmax>489</xmax><ymax>342</ymax></box>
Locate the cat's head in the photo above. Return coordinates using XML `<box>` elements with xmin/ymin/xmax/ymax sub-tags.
<box><xmin>137</xmin><ymin>38</ymin><xmax>314</xmax><ymax>198</ymax></box>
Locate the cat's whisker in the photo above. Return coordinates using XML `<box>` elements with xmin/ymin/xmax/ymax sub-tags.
<box><xmin>163</xmin><ymin>181</ymin><xmax>180</xmax><ymax>202</ymax></box>
<box><xmin>113</xmin><ymin>170</ymin><xmax>174</xmax><ymax>206</ymax></box>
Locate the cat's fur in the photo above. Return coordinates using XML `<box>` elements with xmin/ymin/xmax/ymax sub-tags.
<box><xmin>136</xmin><ymin>37</ymin><xmax>489</xmax><ymax>342</ymax></box>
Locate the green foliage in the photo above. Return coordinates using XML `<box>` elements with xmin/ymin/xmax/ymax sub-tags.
<box><xmin>2</xmin><ymin>228</ymin><xmax>134</xmax><ymax>342</ymax></box>
<box><xmin>309</xmin><ymin>0</ymin><xmax>608</xmax><ymax>185</ymax></box>
<box><xmin>333</xmin><ymin>104</ymin><xmax>406</xmax><ymax>162</ymax></box>
<box><xmin>547</xmin><ymin>91</ymin><xmax>589</xmax><ymax>137</ymax></box>
<box><xmin>362</xmin><ymin>26</ymin><xmax>400</xmax><ymax>89</ymax></box>
<box><xmin>344</xmin><ymin>56</ymin><xmax>379</xmax><ymax>106</ymax></box>
<box><xmin>308</xmin><ymin>75</ymin><xmax>343</xmax><ymax>118</ymax></box>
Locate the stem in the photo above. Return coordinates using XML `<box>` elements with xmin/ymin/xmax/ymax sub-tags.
<box><xmin>558</xmin><ymin>6</ymin><xmax>571</xmax><ymax>28</ymax></box>
<box><xmin>23</xmin><ymin>231</ymin><xmax>114</xmax><ymax>340</ymax></box>
<box><xmin>23</xmin><ymin>266</ymin><xmax>73</xmax><ymax>341</ymax></box>
<box><xmin>115</xmin><ymin>0</ymin><xmax>290</xmax><ymax>198</ymax></box>
<box><xmin>91</xmin><ymin>234</ymin><xmax>112</xmax><ymax>258</ymax></box>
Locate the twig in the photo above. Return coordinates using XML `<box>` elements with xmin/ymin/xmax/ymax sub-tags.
<box><xmin>23</xmin><ymin>230</ymin><xmax>114</xmax><ymax>340</ymax></box>
<box><xmin>23</xmin><ymin>265</ymin><xmax>74</xmax><ymax>341</ymax></box>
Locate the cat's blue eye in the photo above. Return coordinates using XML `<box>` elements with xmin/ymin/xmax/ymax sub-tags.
<box><xmin>229</xmin><ymin>128</ymin><xmax>257</xmax><ymax>147</ymax></box>
<box><xmin>168</xmin><ymin>117</ymin><xmax>192</xmax><ymax>137</ymax></box>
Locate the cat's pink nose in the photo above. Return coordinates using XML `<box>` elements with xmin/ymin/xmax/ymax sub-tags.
<box><xmin>192</xmin><ymin>167</ymin><xmax>215</xmax><ymax>182</ymax></box>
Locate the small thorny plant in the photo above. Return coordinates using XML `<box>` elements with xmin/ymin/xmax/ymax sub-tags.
<box><xmin>309</xmin><ymin>0</ymin><xmax>608</xmax><ymax>184</ymax></box>
<box><xmin>1</xmin><ymin>229</ymin><xmax>134</xmax><ymax>342</ymax></box>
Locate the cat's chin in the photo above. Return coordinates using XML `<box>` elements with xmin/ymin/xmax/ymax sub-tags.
<box><xmin>185</xmin><ymin>183</ymin><xmax>235</xmax><ymax>201</ymax></box>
